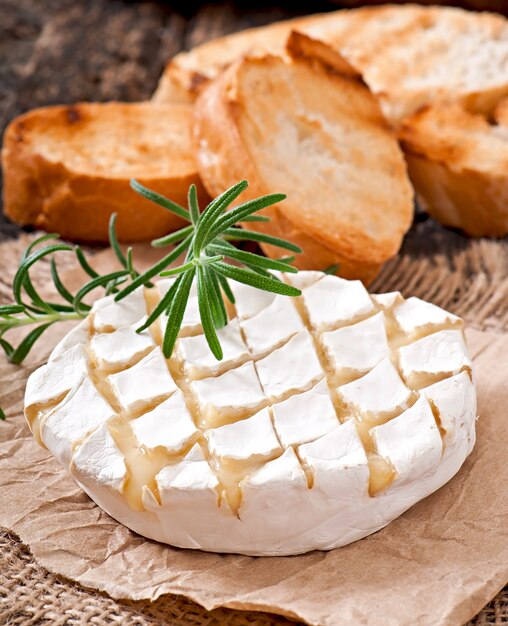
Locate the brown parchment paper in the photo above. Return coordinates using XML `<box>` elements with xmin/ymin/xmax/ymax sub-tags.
<box><xmin>0</xmin><ymin>242</ymin><xmax>507</xmax><ymax>626</ymax></box>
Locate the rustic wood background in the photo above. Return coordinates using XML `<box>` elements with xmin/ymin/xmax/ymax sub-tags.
<box><xmin>0</xmin><ymin>1</ymin><xmax>507</xmax><ymax>624</ymax></box>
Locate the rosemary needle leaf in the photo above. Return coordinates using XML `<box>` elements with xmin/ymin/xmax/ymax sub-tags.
<box><xmin>216</xmin><ymin>272</ymin><xmax>235</xmax><ymax>304</ymax></box>
<box><xmin>130</xmin><ymin>179</ymin><xmax>190</xmax><ymax>222</ymax></box>
<box><xmin>13</xmin><ymin>244</ymin><xmax>73</xmax><ymax>306</ymax></box>
<box><xmin>193</xmin><ymin>180</ymin><xmax>248</xmax><ymax>256</ymax></box>
<box><xmin>108</xmin><ymin>213</ymin><xmax>128</xmax><ymax>269</ymax></box>
<box><xmin>136</xmin><ymin>277</ymin><xmax>180</xmax><ymax>334</ymax></box>
<box><xmin>212</xmin><ymin>262</ymin><xmax>301</xmax><ymax>297</ymax></box>
<box><xmin>197</xmin><ymin>266</ymin><xmax>223</xmax><ymax>360</ymax></box>
<box><xmin>21</xmin><ymin>233</ymin><xmax>60</xmax><ymax>262</ymax></box>
<box><xmin>162</xmin><ymin>269</ymin><xmax>195</xmax><ymax>358</ymax></box>
<box><xmin>50</xmin><ymin>259</ymin><xmax>75</xmax><ymax>304</ymax></box>
<box><xmin>210</xmin><ymin>242</ymin><xmax>298</xmax><ymax>274</ymax></box>
<box><xmin>0</xmin><ymin>406</ymin><xmax>6</xmax><ymax>420</ymax></box>
<box><xmin>0</xmin><ymin>338</ymin><xmax>14</xmax><ymax>358</ymax></box>
<box><xmin>75</xmin><ymin>246</ymin><xmax>99</xmax><ymax>278</ymax></box>
<box><xmin>151</xmin><ymin>224</ymin><xmax>194</xmax><ymax>248</ymax></box>
<box><xmin>9</xmin><ymin>322</ymin><xmax>54</xmax><ymax>365</ymax></box>
<box><xmin>188</xmin><ymin>184</ymin><xmax>200</xmax><ymax>225</ymax></box>
<box><xmin>205</xmin><ymin>266</ymin><xmax>228</xmax><ymax>329</ymax></box>
<box><xmin>242</xmin><ymin>215</ymin><xmax>270</xmax><ymax>223</ymax></box>
<box><xmin>0</xmin><ymin>304</ymin><xmax>25</xmax><ymax>316</ymax></box>
<box><xmin>323</xmin><ymin>263</ymin><xmax>340</xmax><ymax>275</ymax></box>
<box><xmin>115</xmin><ymin>234</ymin><xmax>192</xmax><ymax>301</ymax></box>
<box><xmin>223</xmin><ymin>227</ymin><xmax>303</xmax><ymax>253</ymax></box>
<box><xmin>74</xmin><ymin>270</ymin><xmax>129</xmax><ymax>315</ymax></box>
<box><xmin>205</xmin><ymin>193</ymin><xmax>286</xmax><ymax>245</ymax></box>
<box><xmin>159</xmin><ymin>259</ymin><xmax>196</xmax><ymax>278</ymax></box>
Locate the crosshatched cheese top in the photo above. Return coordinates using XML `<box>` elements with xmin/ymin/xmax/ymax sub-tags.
<box><xmin>24</xmin><ymin>271</ymin><xmax>477</xmax><ymax>556</ymax></box>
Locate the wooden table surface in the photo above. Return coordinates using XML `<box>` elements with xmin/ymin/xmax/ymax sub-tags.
<box><xmin>0</xmin><ymin>2</ymin><xmax>506</xmax><ymax>625</ymax></box>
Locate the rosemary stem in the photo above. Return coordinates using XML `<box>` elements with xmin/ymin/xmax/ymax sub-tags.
<box><xmin>3</xmin><ymin>311</ymin><xmax>83</xmax><ymax>330</ymax></box>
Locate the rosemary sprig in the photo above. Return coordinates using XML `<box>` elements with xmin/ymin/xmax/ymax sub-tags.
<box><xmin>0</xmin><ymin>180</ymin><xmax>302</xmax><ymax>419</ymax></box>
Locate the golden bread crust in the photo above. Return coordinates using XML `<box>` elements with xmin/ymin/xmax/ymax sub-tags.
<box><xmin>194</xmin><ymin>45</ymin><xmax>413</xmax><ymax>283</ymax></box>
<box><xmin>155</xmin><ymin>5</ymin><xmax>508</xmax><ymax>127</ymax></box>
<box><xmin>2</xmin><ymin>102</ymin><xmax>209</xmax><ymax>242</ymax></box>
<box><xmin>399</xmin><ymin>101</ymin><xmax>508</xmax><ymax>237</ymax></box>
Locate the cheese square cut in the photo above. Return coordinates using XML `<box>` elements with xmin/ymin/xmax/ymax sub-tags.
<box><xmin>190</xmin><ymin>360</ymin><xmax>265</xmax><ymax>428</ymax></box>
<box><xmin>398</xmin><ymin>329</ymin><xmax>472</xmax><ymax>389</ymax></box>
<box><xmin>271</xmin><ymin>379</ymin><xmax>338</xmax><ymax>447</ymax></box>
<box><xmin>256</xmin><ymin>330</ymin><xmax>323</xmax><ymax>400</ymax></box>
<box><xmin>178</xmin><ymin>318</ymin><xmax>249</xmax><ymax>379</ymax></box>
<box><xmin>90</xmin><ymin>323</ymin><xmax>154</xmax><ymax>371</ymax></box>
<box><xmin>338</xmin><ymin>358</ymin><xmax>412</xmax><ymax>418</ymax></box>
<box><xmin>240</xmin><ymin>294</ymin><xmax>305</xmax><ymax>357</ymax></box>
<box><xmin>25</xmin><ymin>344</ymin><xmax>89</xmax><ymax>415</ymax></box>
<box><xmin>71</xmin><ymin>422</ymin><xmax>127</xmax><ymax>493</ymax></box>
<box><xmin>109</xmin><ymin>347</ymin><xmax>177</xmax><ymax>413</ymax></box>
<box><xmin>205</xmin><ymin>407</ymin><xmax>282</xmax><ymax>463</ymax></box>
<box><xmin>156</xmin><ymin>444</ymin><xmax>220</xmax><ymax>508</ymax></box>
<box><xmin>41</xmin><ymin>376</ymin><xmax>116</xmax><ymax>466</ymax></box>
<box><xmin>370</xmin><ymin>396</ymin><xmax>443</xmax><ymax>486</ymax></box>
<box><xmin>92</xmin><ymin>288</ymin><xmax>147</xmax><ymax>333</ymax></box>
<box><xmin>131</xmin><ymin>389</ymin><xmax>198</xmax><ymax>454</ymax></box>
<box><xmin>298</xmin><ymin>420</ymin><xmax>370</xmax><ymax>497</ymax></box>
<box><xmin>301</xmin><ymin>275</ymin><xmax>375</xmax><ymax>332</ymax></box>
<box><xmin>321</xmin><ymin>311</ymin><xmax>390</xmax><ymax>378</ymax></box>
<box><xmin>422</xmin><ymin>371</ymin><xmax>477</xmax><ymax>446</ymax></box>
<box><xmin>229</xmin><ymin>281</ymin><xmax>280</xmax><ymax>320</ymax></box>
<box><xmin>393</xmin><ymin>297</ymin><xmax>462</xmax><ymax>338</ymax></box>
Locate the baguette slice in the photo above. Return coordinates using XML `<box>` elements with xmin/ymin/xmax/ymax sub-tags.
<box><xmin>2</xmin><ymin>102</ymin><xmax>209</xmax><ymax>242</ymax></box>
<box><xmin>194</xmin><ymin>32</ymin><xmax>413</xmax><ymax>283</ymax></box>
<box><xmin>155</xmin><ymin>5</ymin><xmax>508</xmax><ymax>126</ymax></box>
<box><xmin>399</xmin><ymin>101</ymin><xmax>508</xmax><ymax>237</ymax></box>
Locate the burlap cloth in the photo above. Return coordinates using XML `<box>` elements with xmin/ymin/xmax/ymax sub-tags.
<box><xmin>0</xmin><ymin>218</ymin><xmax>507</xmax><ymax>625</ymax></box>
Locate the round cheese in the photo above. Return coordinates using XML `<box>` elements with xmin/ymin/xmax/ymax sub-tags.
<box><xmin>24</xmin><ymin>272</ymin><xmax>477</xmax><ymax>556</ymax></box>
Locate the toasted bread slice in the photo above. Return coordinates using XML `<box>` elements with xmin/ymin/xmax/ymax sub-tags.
<box><xmin>2</xmin><ymin>102</ymin><xmax>209</xmax><ymax>242</ymax></box>
<box><xmin>156</xmin><ymin>5</ymin><xmax>508</xmax><ymax>126</ymax></box>
<box><xmin>399</xmin><ymin>101</ymin><xmax>508</xmax><ymax>237</ymax></box>
<box><xmin>194</xmin><ymin>33</ymin><xmax>413</xmax><ymax>283</ymax></box>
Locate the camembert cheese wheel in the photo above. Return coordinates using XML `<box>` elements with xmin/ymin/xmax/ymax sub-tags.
<box><xmin>24</xmin><ymin>272</ymin><xmax>477</xmax><ymax>555</ymax></box>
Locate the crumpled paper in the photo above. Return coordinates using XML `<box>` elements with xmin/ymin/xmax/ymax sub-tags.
<box><xmin>0</xmin><ymin>244</ymin><xmax>506</xmax><ymax>626</ymax></box>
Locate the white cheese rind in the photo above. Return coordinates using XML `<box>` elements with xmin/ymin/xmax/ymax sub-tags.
<box><xmin>271</xmin><ymin>380</ymin><xmax>338</xmax><ymax>447</ymax></box>
<box><xmin>92</xmin><ymin>288</ymin><xmax>147</xmax><ymax>332</ymax></box>
<box><xmin>190</xmin><ymin>360</ymin><xmax>265</xmax><ymax>426</ymax></box>
<box><xmin>321</xmin><ymin>311</ymin><xmax>390</xmax><ymax>375</ymax></box>
<box><xmin>25</xmin><ymin>344</ymin><xmax>88</xmax><ymax>413</ymax></box>
<box><xmin>48</xmin><ymin>319</ymin><xmax>90</xmax><ymax>362</ymax></box>
<box><xmin>71</xmin><ymin>422</ymin><xmax>126</xmax><ymax>492</ymax></box>
<box><xmin>301</xmin><ymin>275</ymin><xmax>375</xmax><ymax>331</ymax></box>
<box><xmin>371</xmin><ymin>292</ymin><xmax>402</xmax><ymax>310</ymax></box>
<box><xmin>90</xmin><ymin>323</ymin><xmax>154</xmax><ymax>371</ymax></box>
<box><xmin>109</xmin><ymin>347</ymin><xmax>177</xmax><ymax>412</ymax></box>
<box><xmin>25</xmin><ymin>271</ymin><xmax>478</xmax><ymax>556</ymax></box>
<box><xmin>393</xmin><ymin>297</ymin><xmax>461</xmax><ymax>337</ymax></box>
<box><xmin>370</xmin><ymin>396</ymin><xmax>443</xmax><ymax>485</ymax></box>
<box><xmin>298</xmin><ymin>420</ymin><xmax>370</xmax><ymax>498</ymax></box>
<box><xmin>229</xmin><ymin>281</ymin><xmax>278</xmax><ymax>320</ymax></box>
<box><xmin>399</xmin><ymin>329</ymin><xmax>472</xmax><ymax>388</ymax></box>
<box><xmin>422</xmin><ymin>372</ymin><xmax>477</xmax><ymax>448</ymax></box>
<box><xmin>205</xmin><ymin>408</ymin><xmax>282</xmax><ymax>461</ymax></box>
<box><xmin>240</xmin><ymin>295</ymin><xmax>304</xmax><ymax>356</ymax></box>
<box><xmin>177</xmin><ymin>318</ymin><xmax>249</xmax><ymax>378</ymax></box>
<box><xmin>131</xmin><ymin>390</ymin><xmax>198</xmax><ymax>453</ymax></box>
<box><xmin>338</xmin><ymin>358</ymin><xmax>412</xmax><ymax>417</ymax></box>
<box><xmin>41</xmin><ymin>376</ymin><xmax>116</xmax><ymax>466</ymax></box>
<box><xmin>256</xmin><ymin>330</ymin><xmax>324</xmax><ymax>399</ymax></box>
